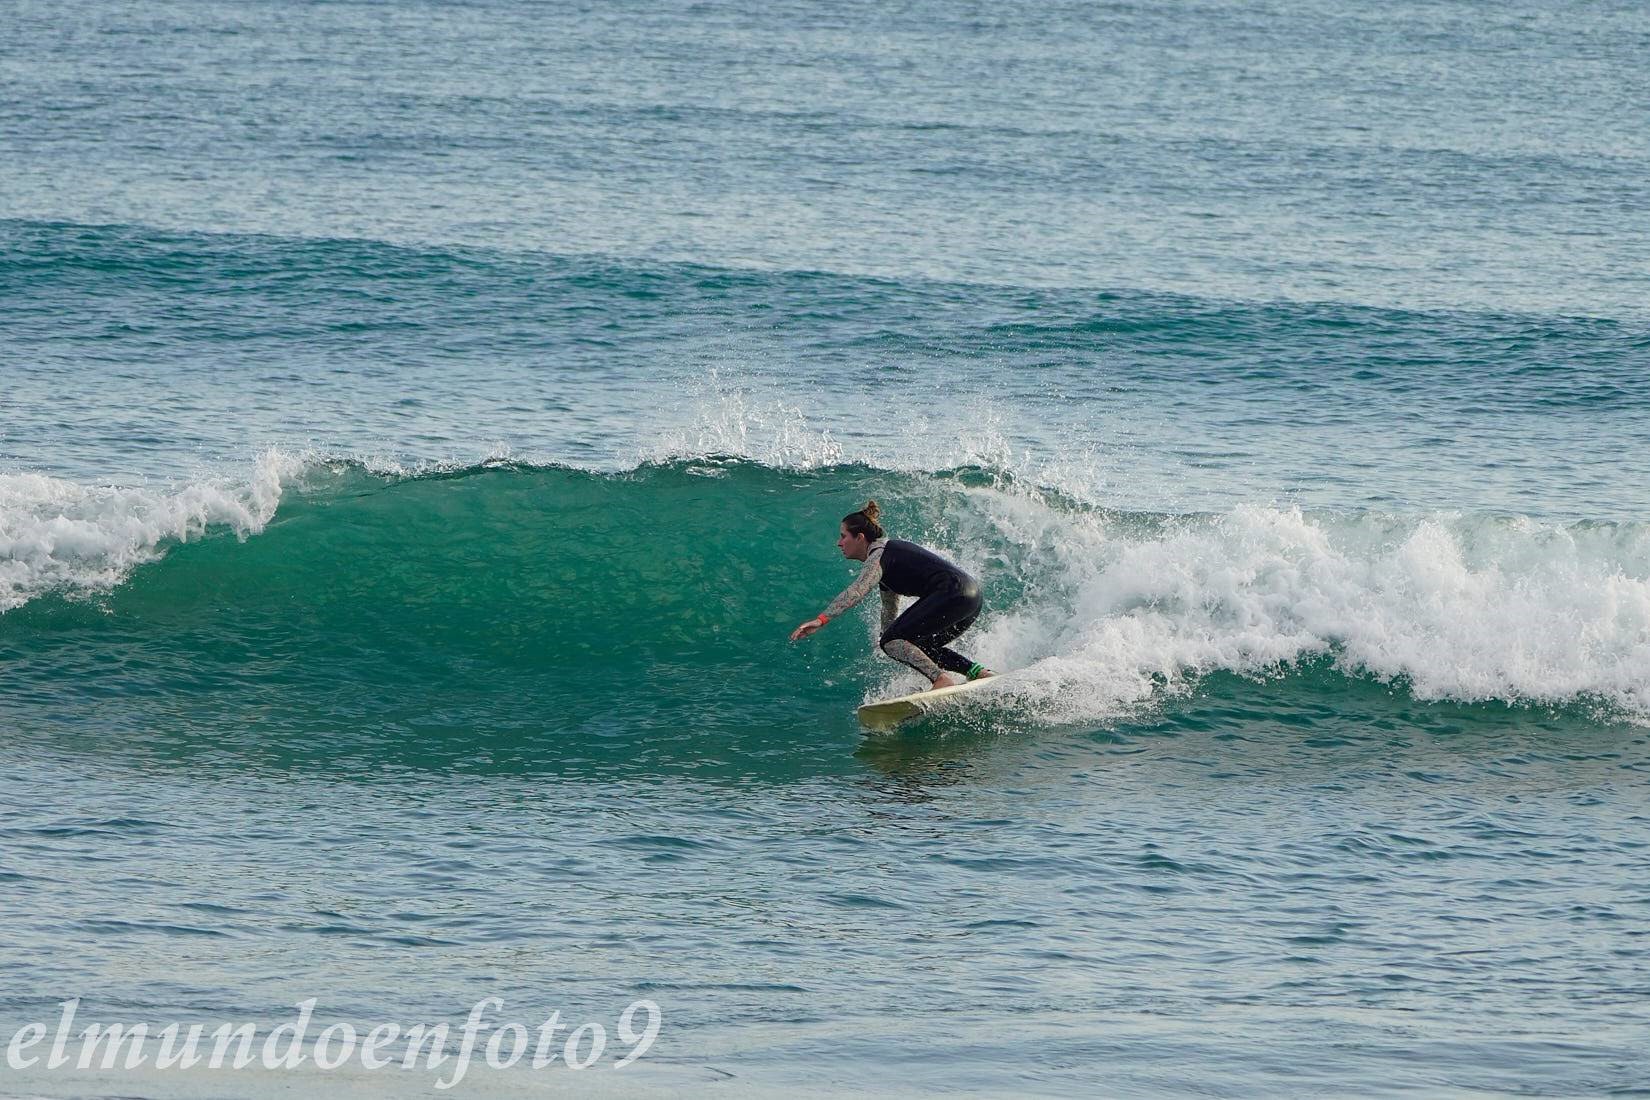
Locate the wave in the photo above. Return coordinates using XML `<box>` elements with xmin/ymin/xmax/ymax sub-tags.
<box><xmin>2</xmin><ymin>452</ymin><xmax>1648</xmax><ymax>734</ymax></box>
<box><xmin>11</xmin><ymin>217</ymin><xmax>1649</xmax><ymax>334</ymax></box>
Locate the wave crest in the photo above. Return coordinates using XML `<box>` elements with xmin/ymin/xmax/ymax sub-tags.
<box><xmin>0</xmin><ymin>449</ymin><xmax>302</xmax><ymax>612</ymax></box>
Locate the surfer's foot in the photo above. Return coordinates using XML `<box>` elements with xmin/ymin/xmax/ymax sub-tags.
<box><xmin>931</xmin><ymin>672</ymin><xmax>966</xmax><ymax>689</ymax></box>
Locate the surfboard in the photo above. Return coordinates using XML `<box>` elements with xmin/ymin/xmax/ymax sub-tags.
<box><xmin>856</xmin><ymin>677</ymin><xmax>1004</xmax><ymax>732</ymax></box>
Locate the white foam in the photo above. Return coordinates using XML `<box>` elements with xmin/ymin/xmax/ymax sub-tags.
<box><xmin>930</xmin><ymin>489</ymin><xmax>1650</xmax><ymax>722</ymax></box>
<box><xmin>639</xmin><ymin>374</ymin><xmax>1134</xmax><ymax>509</ymax></box>
<box><xmin>0</xmin><ymin>448</ymin><xmax>308</xmax><ymax>612</ymax></box>
<box><xmin>642</xmin><ymin>374</ymin><xmax>847</xmax><ymax>471</ymax></box>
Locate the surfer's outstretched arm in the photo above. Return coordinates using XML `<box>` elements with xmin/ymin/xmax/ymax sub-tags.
<box><xmin>821</xmin><ymin>548</ymin><xmax>883</xmax><ymax>619</ymax></box>
<box><xmin>789</xmin><ymin>546</ymin><xmax>884</xmax><ymax>641</ymax></box>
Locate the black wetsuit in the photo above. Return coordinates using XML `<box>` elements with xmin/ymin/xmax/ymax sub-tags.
<box><xmin>817</xmin><ymin>537</ymin><xmax>983</xmax><ymax>680</ymax></box>
<box><xmin>875</xmin><ymin>540</ymin><xmax>982</xmax><ymax>677</ymax></box>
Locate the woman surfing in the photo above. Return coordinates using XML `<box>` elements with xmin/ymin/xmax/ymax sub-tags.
<box><xmin>790</xmin><ymin>501</ymin><xmax>994</xmax><ymax>689</ymax></box>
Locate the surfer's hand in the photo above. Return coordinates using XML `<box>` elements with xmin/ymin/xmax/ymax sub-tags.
<box><xmin>790</xmin><ymin>619</ymin><xmax>823</xmax><ymax>642</ymax></box>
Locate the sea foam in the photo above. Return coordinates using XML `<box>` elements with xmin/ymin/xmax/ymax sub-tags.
<box><xmin>944</xmin><ymin>488</ymin><xmax>1650</xmax><ymax>723</ymax></box>
<box><xmin>0</xmin><ymin>449</ymin><xmax>304</xmax><ymax>612</ymax></box>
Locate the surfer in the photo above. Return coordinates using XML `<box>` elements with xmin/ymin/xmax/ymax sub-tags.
<box><xmin>790</xmin><ymin>500</ymin><xmax>994</xmax><ymax>689</ymax></box>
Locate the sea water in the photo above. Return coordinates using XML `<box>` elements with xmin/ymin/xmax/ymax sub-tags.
<box><xmin>2</xmin><ymin>0</ymin><xmax>1648</xmax><ymax>1095</ymax></box>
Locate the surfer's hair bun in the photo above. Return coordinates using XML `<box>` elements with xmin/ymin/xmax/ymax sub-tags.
<box><xmin>841</xmin><ymin>500</ymin><xmax>885</xmax><ymax>541</ymax></box>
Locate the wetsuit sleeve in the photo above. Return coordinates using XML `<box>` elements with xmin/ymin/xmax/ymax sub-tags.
<box><xmin>880</xmin><ymin>589</ymin><xmax>900</xmax><ymax>632</ymax></box>
<box><xmin>820</xmin><ymin>548</ymin><xmax>884</xmax><ymax>620</ymax></box>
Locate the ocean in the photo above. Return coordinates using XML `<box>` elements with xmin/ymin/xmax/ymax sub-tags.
<box><xmin>2</xmin><ymin>0</ymin><xmax>1648</xmax><ymax>1095</ymax></box>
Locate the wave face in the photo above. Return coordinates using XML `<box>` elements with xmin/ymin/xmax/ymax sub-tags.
<box><xmin>4</xmin><ymin>456</ymin><xmax>1648</xmax><ymax>773</ymax></box>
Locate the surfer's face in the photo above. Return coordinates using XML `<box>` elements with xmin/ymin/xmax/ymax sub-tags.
<box><xmin>838</xmin><ymin>523</ymin><xmax>869</xmax><ymax>561</ymax></box>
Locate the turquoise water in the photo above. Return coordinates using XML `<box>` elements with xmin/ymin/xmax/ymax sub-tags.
<box><xmin>3</xmin><ymin>0</ymin><xmax>1650</xmax><ymax>1095</ymax></box>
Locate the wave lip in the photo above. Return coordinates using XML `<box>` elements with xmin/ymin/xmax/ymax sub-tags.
<box><xmin>0</xmin><ymin>449</ymin><xmax>302</xmax><ymax>612</ymax></box>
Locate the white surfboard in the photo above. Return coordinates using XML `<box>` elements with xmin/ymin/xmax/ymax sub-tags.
<box><xmin>856</xmin><ymin>677</ymin><xmax>1004</xmax><ymax>732</ymax></box>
